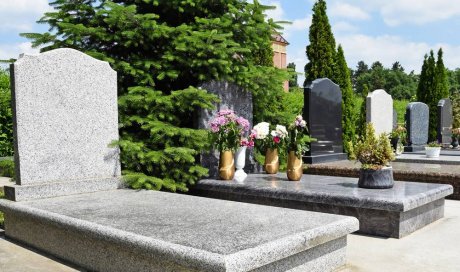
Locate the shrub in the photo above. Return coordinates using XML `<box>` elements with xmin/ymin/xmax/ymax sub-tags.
<box><xmin>0</xmin><ymin>159</ymin><xmax>15</xmax><ymax>178</ymax></box>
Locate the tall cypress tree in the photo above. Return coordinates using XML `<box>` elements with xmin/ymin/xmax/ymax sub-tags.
<box><xmin>435</xmin><ymin>48</ymin><xmax>449</xmax><ymax>100</ymax></box>
<box><xmin>304</xmin><ymin>0</ymin><xmax>336</xmax><ymax>85</ymax></box>
<box><xmin>22</xmin><ymin>0</ymin><xmax>288</xmax><ymax>191</ymax></box>
<box><xmin>334</xmin><ymin>44</ymin><xmax>355</xmax><ymax>154</ymax></box>
<box><xmin>287</xmin><ymin>62</ymin><xmax>298</xmax><ymax>88</ymax></box>
<box><xmin>417</xmin><ymin>50</ymin><xmax>437</xmax><ymax>142</ymax></box>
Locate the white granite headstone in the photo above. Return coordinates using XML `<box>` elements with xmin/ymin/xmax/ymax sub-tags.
<box><xmin>366</xmin><ymin>89</ymin><xmax>393</xmax><ymax>135</ymax></box>
<box><xmin>6</xmin><ymin>48</ymin><xmax>121</xmax><ymax>200</ymax></box>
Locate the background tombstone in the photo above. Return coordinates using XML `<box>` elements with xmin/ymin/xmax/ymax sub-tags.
<box><xmin>393</xmin><ymin>108</ymin><xmax>398</xmax><ymax>129</ymax></box>
<box><xmin>303</xmin><ymin>78</ymin><xmax>347</xmax><ymax>164</ymax></box>
<box><xmin>198</xmin><ymin>81</ymin><xmax>259</xmax><ymax>178</ymax></box>
<box><xmin>366</xmin><ymin>89</ymin><xmax>393</xmax><ymax>135</ymax></box>
<box><xmin>437</xmin><ymin>98</ymin><xmax>452</xmax><ymax>145</ymax></box>
<box><xmin>5</xmin><ymin>48</ymin><xmax>121</xmax><ymax>201</ymax></box>
<box><xmin>404</xmin><ymin>102</ymin><xmax>429</xmax><ymax>152</ymax></box>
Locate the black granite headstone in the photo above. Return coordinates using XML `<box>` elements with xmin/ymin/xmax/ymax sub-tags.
<box><xmin>405</xmin><ymin>102</ymin><xmax>429</xmax><ymax>152</ymax></box>
<box><xmin>303</xmin><ymin>78</ymin><xmax>347</xmax><ymax>164</ymax></box>
<box><xmin>198</xmin><ymin>81</ymin><xmax>259</xmax><ymax>177</ymax></box>
<box><xmin>437</xmin><ymin>98</ymin><xmax>452</xmax><ymax>145</ymax></box>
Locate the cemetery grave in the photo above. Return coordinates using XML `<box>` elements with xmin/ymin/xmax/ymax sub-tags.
<box><xmin>0</xmin><ymin>49</ymin><xmax>359</xmax><ymax>272</ymax></box>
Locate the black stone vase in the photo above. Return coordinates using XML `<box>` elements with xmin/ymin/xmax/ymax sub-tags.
<box><xmin>452</xmin><ymin>137</ymin><xmax>459</xmax><ymax>149</ymax></box>
<box><xmin>390</xmin><ymin>137</ymin><xmax>399</xmax><ymax>152</ymax></box>
<box><xmin>358</xmin><ymin>166</ymin><xmax>394</xmax><ymax>189</ymax></box>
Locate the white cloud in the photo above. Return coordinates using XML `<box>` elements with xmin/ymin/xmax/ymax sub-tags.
<box><xmin>0</xmin><ymin>42</ymin><xmax>40</xmax><ymax>61</ymax></box>
<box><xmin>262</xmin><ymin>1</ymin><xmax>285</xmax><ymax>21</ymax></box>
<box><xmin>282</xmin><ymin>16</ymin><xmax>311</xmax><ymax>39</ymax></box>
<box><xmin>329</xmin><ymin>3</ymin><xmax>370</xmax><ymax>21</ymax></box>
<box><xmin>0</xmin><ymin>0</ymin><xmax>51</xmax><ymax>32</ymax></box>
<box><xmin>332</xmin><ymin>21</ymin><xmax>357</xmax><ymax>33</ymax></box>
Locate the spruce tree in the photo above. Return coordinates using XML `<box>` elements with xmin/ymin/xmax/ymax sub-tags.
<box><xmin>22</xmin><ymin>0</ymin><xmax>288</xmax><ymax>192</ymax></box>
<box><xmin>304</xmin><ymin>0</ymin><xmax>336</xmax><ymax>85</ymax></box>
<box><xmin>334</xmin><ymin>45</ymin><xmax>355</xmax><ymax>154</ymax></box>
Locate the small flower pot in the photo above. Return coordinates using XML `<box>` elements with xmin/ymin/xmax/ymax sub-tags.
<box><xmin>287</xmin><ymin>151</ymin><xmax>303</xmax><ymax>181</ymax></box>
<box><xmin>264</xmin><ymin>148</ymin><xmax>279</xmax><ymax>174</ymax></box>
<box><xmin>219</xmin><ymin>151</ymin><xmax>235</xmax><ymax>180</ymax></box>
<box><xmin>358</xmin><ymin>166</ymin><xmax>394</xmax><ymax>189</ymax></box>
<box><xmin>425</xmin><ymin>147</ymin><xmax>441</xmax><ymax>158</ymax></box>
<box><xmin>234</xmin><ymin>146</ymin><xmax>247</xmax><ymax>182</ymax></box>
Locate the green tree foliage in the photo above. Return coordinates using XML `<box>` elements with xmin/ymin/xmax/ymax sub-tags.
<box><xmin>0</xmin><ymin>68</ymin><xmax>13</xmax><ymax>157</ymax></box>
<box><xmin>355</xmin><ymin>84</ymin><xmax>369</xmax><ymax>138</ymax></box>
<box><xmin>417</xmin><ymin>49</ymin><xmax>447</xmax><ymax>141</ymax></box>
<box><xmin>23</xmin><ymin>0</ymin><xmax>288</xmax><ymax>191</ymax></box>
<box><xmin>334</xmin><ymin>45</ymin><xmax>355</xmax><ymax>154</ymax></box>
<box><xmin>287</xmin><ymin>62</ymin><xmax>298</xmax><ymax>88</ymax></box>
<box><xmin>304</xmin><ymin>0</ymin><xmax>336</xmax><ymax>85</ymax></box>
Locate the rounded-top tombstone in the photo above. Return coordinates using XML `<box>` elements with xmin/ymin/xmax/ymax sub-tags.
<box><xmin>366</xmin><ymin>89</ymin><xmax>393</xmax><ymax>135</ymax></box>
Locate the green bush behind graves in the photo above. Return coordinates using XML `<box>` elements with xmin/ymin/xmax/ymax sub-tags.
<box><xmin>0</xmin><ymin>68</ymin><xmax>13</xmax><ymax>157</ymax></box>
<box><xmin>0</xmin><ymin>159</ymin><xmax>15</xmax><ymax>178</ymax></box>
<box><xmin>22</xmin><ymin>0</ymin><xmax>290</xmax><ymax>192</ymax></box>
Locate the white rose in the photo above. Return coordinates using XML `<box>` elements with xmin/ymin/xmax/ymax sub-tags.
<box><xmin>253</xmin><ymin>122</ymin><xmax>270</xmax><ymax>139</ymax></box>
<box><xmin>276</xmin><ymin>125</ymin><xmax>288</xmax><ymax>138</ymax></box>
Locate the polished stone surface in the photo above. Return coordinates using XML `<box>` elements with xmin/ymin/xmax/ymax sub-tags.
<box><xmin>0</xmin><ymin>189</ymin><xmax>358</xmax><ymax>272</ymax></box>
<box><xmin>437</xmin><ymin>98</ymin><xmax>452</xmax><ymax>144</ymax></box>
<box><xmin>6</xmin><ymin>48</ymin><xmax>121</xmax><ymax>200</ymax></box>
<box><xmin>396</xmin><ymin>152</ymin><xmax>460</xmax><ymax>165</ymax></box>
<box><xmin>198</xmin><ymin>80</ymin><xmax>260</xmax><ymax>177</ymax></box>
<box><xmin>194</xmin><ymin>174</ymin><xmax>452</xmax><ymax>237</ymax></box>
<box><xmin>366</xmin><ymin>89</ymin><xmax>393</xmax><ymax>135</ymax></box>
<box><xmin>406</xmin><ymin>102</ymin><xmax>429</xmax><ymax>146</ymax></box>
<box><xmin>303</xmin><ymin>78</ymin><xmax>346</xmax><ymax>163</ymax></box>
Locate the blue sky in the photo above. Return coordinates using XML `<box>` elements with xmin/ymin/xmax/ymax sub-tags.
<box><xmin>1</xmin><ymin>0</ymin><xmax>460</xmax><ymax>85</ymax></box>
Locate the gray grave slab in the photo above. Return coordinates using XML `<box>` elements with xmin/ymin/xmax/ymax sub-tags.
<box><xmin>0</xmin><ymin>189</ymin><xmax>358</xmax><ymax>272</ymax></box>
<box><xmin>366</xmin><ymin>89</ymin><xmax>393</xmax><ymax>135</ymax></box>
<box><xmin>405</xmin><ymin>102</ymin><xmax>429</xmax><ymax>152</ymax></box>
<box><xmin>193</xmin><ymin>173</ymin><xmax>453</xmax><ymax>238</ymax></box>
<box><xmin>5</xmin><ymin>48</ymin><xmax>121</xmax><ymax>201</ymax></box>
<box><xmin>396</xmin><ymin>152</ymin><xmax>460</xmax><ymax>165</ymax></box>
<box><xmin>437</xmin><ymin>98</ymin><xmax>452</xmax><ymax>144</ymax></box>
<box><xmin>303</xmin><ymin>78</ymin><xmax>347</xmax><ymax>164</ymax></box>
<box><xmin>393</xmin><ymin>108</ymin><xmax>398</xmax><ymax>129</ymax></box>
<box><xmin>198</xmin><ymin>81</ymin><xmax>260</xmax><ymax>177</ymax></box>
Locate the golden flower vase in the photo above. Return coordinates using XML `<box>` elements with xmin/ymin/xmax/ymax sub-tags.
<box><xmin>264</xmin><ymin>148</ymin><xmax>279</xmax><ymax>174</ymax></box>
<box><xmin>287</xmin><ymin>151</ymin><xmax>303</xmax><ymax>181</ymax></box>
<box><xmin>219</xmin><ymin>151</ymin><xmax>235</xmax><ymax>180</ymax></box>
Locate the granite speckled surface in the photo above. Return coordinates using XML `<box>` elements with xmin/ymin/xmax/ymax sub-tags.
<box><xmin>0</xmin><ymin>189</ymin><xmax>358</xmax><ymax>272</ymax></box>
<box><xmin>194</xmin><ymin>173</ymin><xmax>452</xmax><ymax>238</ymax></box>
<box><xmin>366</xmin><ymin>89</ymin><xmax>393</xmax><ymax>135</ymax></box>
<box><xmin>11</xmin><ymin>48</ymin><xmax>120</xmax><ymax>185</ymax></box>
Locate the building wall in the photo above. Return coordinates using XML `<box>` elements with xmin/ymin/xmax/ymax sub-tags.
<box><xmin>272</xmin><ymin>41</ymin><xmax>289</xmax><ymax>91</ymax></box>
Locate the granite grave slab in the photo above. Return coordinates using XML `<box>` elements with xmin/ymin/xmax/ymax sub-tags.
<box><xmin>405</xmin><ymin>102</ymin><xmax>429</xmax><ymax>152</ymax></box>
<box><xmin>303</xmin><ymin>78</ymin><xmax>347</xmax><ymax>164</ymax></box>
<box><xmin>437</xmin><ymin>98</ymin><xmax>452</xmax><ymax>145</ymax></box>
<box><xmin>393</xmin><ymin>108</ymin><xmax>398</xmax><ymax>129</ymax></box>
<box><xmin>193</xmin><ymin>174</ymin><xmax>453</xmax><ymax>238</ymax></box>
<box><xmin>366</xmin><ymin>89</ymin><xmax>393</xmax><ymax>135</ymax></box>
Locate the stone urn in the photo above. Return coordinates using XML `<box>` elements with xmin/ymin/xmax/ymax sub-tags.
<box><xmin>452</xmin><ymin>137</ymin><xmax>459</xmax><ymax>149</ymax></box>
<box><xmin>233</xmin><ymin>146</ymin><xmax>247</xmax><ymax>182</ymax></box>
<box><xmin>219</xmin><ymin>150</ymin><xmax>235</xmax><ymax>180</ymax></box>
<box><xmin>358</xmin><ymin>166</ymin><xmax>394</xmax><ymax>189</ymax></box>
<box><xmin>287</xmin><ymin>151</ymin><xmax>303</xmax><ymax>181</ymax></box>
<box><xmin>264</xmin><ymin>148</ymin><xmax>279</xmax><ymax>174</ymax></box>
<box><xmin>425</xmin><ymin>147</ymin><xmax>441</xmax><ymax>158</ymax></box>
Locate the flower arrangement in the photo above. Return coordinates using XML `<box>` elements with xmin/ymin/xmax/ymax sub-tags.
<box><xmin>251</xmin><ymin>122</ymin><xmax>287</xmax><ymax>151</ymax></box>
<box><xmin>287</xmin><ymin>115</ymin><xmax>313</xmax><ymax>157</ymax></box>
<box><xmin>209</xmin><ymin>109</ymin><xmax>250</xmax><ymax>152</ymax></box>
<box><xmin>427</xmin><ymin>141</ymin><xmax>442</xmax><ymax>148</ymax></box>
<box><xmin>389</xmin><ymin>125</ymin><xmax>406</xmax><ymax>139</ymax></box>
<box><xmin>452</xmin><ymin>128</ymin><xmax>460</xmax><ymax>138</ymax></box>
<box><xmin>351</xmin><ymin>123</ymin><xmax>395</xmax><ymax>170</ymax></box>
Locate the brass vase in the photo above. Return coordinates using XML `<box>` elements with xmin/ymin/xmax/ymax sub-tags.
<box><xmin>219</xmin><ymin>150</ymin><xmax>235</xmax><ymax>180</ymax></box>
<box><xmin>264</xmin><ymin>148</ymin><xmax>279</xmax><ymax>174</ymax></box>
<box><xmin>287</xmin><ymin>151</ymin><xmax>303</xmax><ymax>181</ymax></box>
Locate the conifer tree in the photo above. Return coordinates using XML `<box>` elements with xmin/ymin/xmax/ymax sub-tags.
<box><xmin>356</xmin><ymin>84</ymin><xmax>369</xmax><ymax>138</ymax></box>
<box><xmin>22</xmin><ymin>0</ymin><xmax>288</xmax><ymax>191</ymax></box>
<box><xmin>304</xmin><ymin>0</ymin><xmax>336</xmax><ymax>85</ymax></box>
<box><xmin>334</xmin><ymin>45</ymin><xmax>355</xmax><ymax>154</ymax></box>
<box><xmin>287</xmin><ymin>62</ymin><xmax>298</xmax><ymax>88</ymax></box>
<box><xmin>435</xmin><ymin>48</ymin><xmax>449</xmax><ymax>100</ymax></box>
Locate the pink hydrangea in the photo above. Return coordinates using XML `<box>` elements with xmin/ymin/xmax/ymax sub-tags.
<box><xmin>236</xmin><ymin>116</ymin><xmax>250</xmax><ymax>132</ymax></box>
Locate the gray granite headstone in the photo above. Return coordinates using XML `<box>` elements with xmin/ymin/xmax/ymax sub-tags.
<box><xmin>393</xmin><ymin>108</ymin><xmax>398</xmax><ymax>129</ymax></box>
<box><xmin>405</xmin><ymin>102</ymin><xmax>429</xmax><ymax>147</ymax></box>
<box><xmin>366</xmin><ymin>89</ymin><xmax>393</xmax><ymax>135</ymax></box>
<box><xmin>198</xmin><ymin>81</ymin><xmax>259</xmax><ymax>178</ymax></box>
<box><xmin>5</xmin><ymin>48</ymin><xmax>121</xmax><ymax>201</ymax></box>
<box><xmin>437</xmin><ymin>98</ymin><xmax>452</xmax><ymax>144</ymax></box>
<box><xmin>303</xmin><ymin>78</ymin><xmax>347</xmax><ymax>164</ymax></box>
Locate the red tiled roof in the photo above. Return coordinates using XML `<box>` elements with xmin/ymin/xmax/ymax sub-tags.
<box><xmin>272</xmin><ymin>33</ymin><xmax>289</xmax><ymax>45</ymax></box>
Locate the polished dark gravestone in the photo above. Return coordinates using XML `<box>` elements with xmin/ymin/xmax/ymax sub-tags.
<box><xmin>193</xmin><ymin>173</ymin><xmax>453</xmax><ymax>238</ymax></box>
<box><xmin>405</xmin><ymin>102</ymin><xmax>429</xmax><ymax>152</ymax></box>
<box><xmin>198</xmin><ymin>80</ymin><xmax>260</xmax><ymax>177</ymax></box>
<box><xmin>303</xmin><ymin>78</ymin><xmax>347</xmax><ymax>164</ymax></box>
<box><xmin>437</xmin><ymin>98</ymin><xmax>452</xmax><ymax>145</ymax></box>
